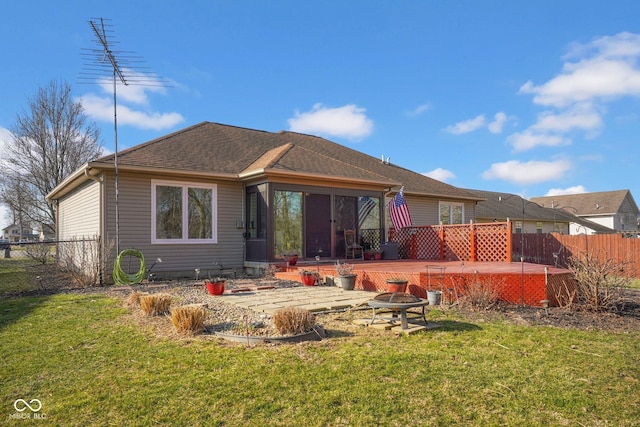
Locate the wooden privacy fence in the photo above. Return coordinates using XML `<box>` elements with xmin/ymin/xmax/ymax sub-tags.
<box><xmin>389</xmin><ymin>223</ymin><xmax>640</xmax><ymax>278</ymax></box>
<box><xmin>516</xmin><ymin>232</ymin><xmax>640</xmax><ymax>277</ymax></box>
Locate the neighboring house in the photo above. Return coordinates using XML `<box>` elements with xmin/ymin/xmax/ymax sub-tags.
<box><xmin>471</xmin><ymin>190</ymin><xmax>612</xmax><ymax>235</ymax></box>
<box><xmin>531</xmin><ymin>190</ymin><xmax>639</xmax><ymax>235</ymax></box>
<box><xmin>47</xmin><ymin>122</ymin><xmax>483</xmax><ymax>278</ymax></box>
<box><xmin>1</xmin><ymin>223</ymin><xmax>38</xmax><ymax>242</ymax></box>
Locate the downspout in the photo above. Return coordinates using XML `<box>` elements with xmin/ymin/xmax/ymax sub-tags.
<box><xmin>242</xmin><ymin>183</ymin><xmax>246</xmax><ymax>272</ymax></box>
<box><xmin>84</xmin><ymin>168</ymin><xmax>103</xmax><ymax>183</ymax></box>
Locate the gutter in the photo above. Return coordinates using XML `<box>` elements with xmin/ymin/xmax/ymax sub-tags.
<box><xmin>85</xmin><ymin>168</ymin><xmax>102</xmax><ymax>183</ymax></box>
<box><xmin>239</xmin><ymin>168</ymin><xmax>400</xmax><ymax>188</ymax></box>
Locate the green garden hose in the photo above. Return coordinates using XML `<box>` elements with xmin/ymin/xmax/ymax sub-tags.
<box><xmin>113</xmin><ymin>249</ymin><xmax>146</xmax><ymax>285</ymax></box>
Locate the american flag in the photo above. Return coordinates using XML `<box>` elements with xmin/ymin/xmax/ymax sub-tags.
<box><xmin>389</xmin><ymin>188</ymin><xmax>412</xmax><ymax>229</ymax></box>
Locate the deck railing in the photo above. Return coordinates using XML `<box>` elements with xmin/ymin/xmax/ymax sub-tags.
<box><xmin>389</xmin><ymin>223</ymin><xmax>640</xmax><ymax>277</ymax></box>
<box><xmin>389</xmin><ymin>222</ymin><xmax>511</xmax><ymax>262</ymax></box>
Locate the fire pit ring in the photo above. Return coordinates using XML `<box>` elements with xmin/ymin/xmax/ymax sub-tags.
<box><xmin>367</xmin><ymin>292</ymin><xmax>429</xmax><ymax>329</ymax></box>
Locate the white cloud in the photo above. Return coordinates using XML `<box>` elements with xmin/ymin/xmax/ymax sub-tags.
<box><xmin>531</xmin><ymin>104</ymin><xmax>603</xmax><ymax>134</ymax></box>
<box><xmin>0</xmin><ymin>127</ymin><xmax>12</xmax><ymax>154</ymax></box>
<box><xmin>406</xmin><ymin>103</ymin><xmax>430</xmax><ymax>118</ymax></box>
<box><xmin>544</xmin><ymin>185</ymin><xmax>587</xmax><ymax>196</ymax></box>
<box><xmin>565</xmin><ymin>32</ymin><xmax>640</xmax><ymax>61</ymax></box>
<box><xmin>519</xmin><ymin>32</ymin><xmax>640</xmax><ymax>107</ymax></box>
<box><xmin>288</xmin><ymin>103</ymin><xmax>374</xmax><ymax>140</ymax></box>
<box><xmin>443</xmin><ymin>114</ymin><xmax>485</xmax><ymax>135</ymax></box>
<box><xmin>423</xmin><ymin>168</ymin><xmax>455</xmax><ymax>182</ymax></box>
<box><xmin>482</xmin><ymin>159</ymin><xmax>572</xmax><ymax>185</ymax></box>
<box><xmin>78</xmin><ymin>94</ymin><xmax>184</xmax><ymax>131</ymax></box>
<box><xmin>96</xmin><ymin>70</ymin><xmax>168</xmax><ymax>105</ymax></box>
<box><xmin>78</xmin><ymin>70</ymin><xmax>183</xmax><ymax>131</ymax></box>
<box><xmin>506</xmin><ymin>131</ymin><xmax>571</xmax><ymax>152</ymax></box>
<box><xmin>487</xmin><ymin>112</ymin><xmax>508</xmax><ymax>134</ymax></box>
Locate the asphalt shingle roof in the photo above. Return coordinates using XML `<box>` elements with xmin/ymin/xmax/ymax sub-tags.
<box><xmin>530</xmin><ymin>190</ymin><xmax>637</xmax><ymax>216</ymax></box>
<box><xmin>470</xmin><ymin>189</ymin><xmax>613</xmax><ymax>233</ymax></box>
<box><xmin>95</xmin><ymin>122</ymin><xmax>482</xmax><ymax>200</ymax></box>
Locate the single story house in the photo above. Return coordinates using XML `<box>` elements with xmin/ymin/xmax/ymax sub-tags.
<box><xmin>531</xmin><ymin>190</ymin><xmax>639</xmax><ymax>235</ymax></box>
<box><xmin>47</xmin><ymin>122</ymin><xmax>483</xmax><ymax>279</ymax></box>
<box><xmin>471</xmin><ymin>189</ymin><xmax>613</xmax><ymax>235</ymax></box>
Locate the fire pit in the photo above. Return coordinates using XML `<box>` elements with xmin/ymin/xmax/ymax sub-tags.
<box><xmin>367</xmin><ymin>292</ymin><xmax>429</xmax><ymax>329</ymax></box>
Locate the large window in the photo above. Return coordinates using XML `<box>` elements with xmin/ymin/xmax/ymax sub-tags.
<box><xmin>152</xmin><ymin>180</ymin><xmax>217</xmax><ymax>244</ymax></box>
<box><xmin>439</xmin><ymin>202</ymin><xmax>464</xmax><ymax>225</ymax></box>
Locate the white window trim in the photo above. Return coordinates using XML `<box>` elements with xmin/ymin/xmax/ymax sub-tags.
<box><xmin>151</xmin><ymin>179</ymin><xmax>218</xmax><ymax>244</ymax></box>
<box><xmin>439</xmin><ymin>201</ymin><xmax>465</xmax><ymax>225</ymax></box>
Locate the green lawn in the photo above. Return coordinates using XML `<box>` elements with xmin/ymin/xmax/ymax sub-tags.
<box><xmin>0</xmin><ymin>257</ymin><xmax>38</xmax><ymax>294</ymax></box>
<box><xmin>1</xmin><ymin>293</ymin><xmax>639</xmax><ymax>426</ymax></box>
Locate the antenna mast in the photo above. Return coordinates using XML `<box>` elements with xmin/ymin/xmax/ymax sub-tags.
<box><xmin>80</xmin><ymin>17</ymin><xmax>169</xmax><ymax>254</ymax></box>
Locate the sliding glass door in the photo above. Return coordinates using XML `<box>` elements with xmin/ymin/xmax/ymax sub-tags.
<box><xmin>273</xmin><ymin>191</ymin><xmax>303</xmax><ymax>258</ymax></box>
<box><xmin>272</xmin><ymin>188</ymin><xmax>381</xmax><ymax>260</ymax></box>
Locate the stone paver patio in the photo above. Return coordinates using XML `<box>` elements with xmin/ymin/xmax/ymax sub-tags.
<box><xmin>220</xmin><ymin>285</ymin><xmax>375</xmax><ymax>314</ymax></box>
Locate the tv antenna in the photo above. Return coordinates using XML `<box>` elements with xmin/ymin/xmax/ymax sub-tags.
<box><xmin>79</xmin><ymin>17</ymin><xmax>170</xmax><ymax>253</ymax></box>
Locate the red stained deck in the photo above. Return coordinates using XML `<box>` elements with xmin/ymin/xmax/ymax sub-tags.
<box><xmin>275</xmin><ymin>259</ymin><xmax>575</xmax><ymax>307</ymax></box>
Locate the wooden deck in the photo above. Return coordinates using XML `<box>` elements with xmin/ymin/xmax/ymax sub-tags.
<box><xmin>275</xmin><ymin>259</ymin><xmax>575</xmax><ymax>307</ymax></box>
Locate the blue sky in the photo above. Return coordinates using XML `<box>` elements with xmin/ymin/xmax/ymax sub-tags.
<box><xmin>2</xmin><ymin>1</ymin><xmax>640</xmax><ymax>232</ymax></box>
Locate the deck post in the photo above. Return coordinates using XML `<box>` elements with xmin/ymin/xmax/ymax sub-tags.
<box><xmin>469</xmin><ymin>222</ymin><xmax>476</xmax><ymax>262</ymax></box>
<box><xmin>505</xmin><ymin>221</ymin><xmax>513</xmax><ymax>262</ymax></box>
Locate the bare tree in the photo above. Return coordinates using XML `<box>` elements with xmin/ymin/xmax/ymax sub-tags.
<box><xmin>0</xmin><ymin>80</ymin><xmax>103</xmax><ymax>235</ymax></box>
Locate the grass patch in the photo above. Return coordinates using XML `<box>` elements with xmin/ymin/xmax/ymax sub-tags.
<box><xmin>1</xmin><ymin>294</ymin><xmax>639</xmax><ymax>426</ymax></box>
<box><xmin>627</xmin><ymin>278</ymin><xmax>640</xmax><ymax>290</ymax></box>
<box><xmin>0</xmin><ymin>258</ymin><xmax>39</xmax><ymax>293</ymax></box>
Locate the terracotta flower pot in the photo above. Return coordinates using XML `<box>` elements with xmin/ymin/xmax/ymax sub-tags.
<box><xmin>205</xmin><ymin>280</ymin><xmax>225</xmax><ymax>295</ymax></box>
<box><xmin>301</xmin><ymin>273</ymin><xmax>316</xmax><ymax>286</ymax></box>
<box><xmin>386</xmin><ymin>278</ymin><xmax>408</xmax><ymax>293</ymax></box>
<box><xmin>284</xmin><ymin>254</ymin><xmax>298</xmax><ymax>266</ymax></box>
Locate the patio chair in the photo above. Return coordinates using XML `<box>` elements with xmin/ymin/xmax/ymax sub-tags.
<box><xmin>344</xmin><ymin>229</ymin><xmax>364</xmax><ymax>259</ymax></box>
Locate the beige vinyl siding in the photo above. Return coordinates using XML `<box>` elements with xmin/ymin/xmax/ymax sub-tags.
<box><xmin>388</xmin><ymin>196</ymin><xmax>476</xmax><ymax>226</ymax></box>
<box><xmin>103</xmin><ymin>171</ymin><xmax>245</xmax><ymax>276</ymax></box>
<box><xmin>384</xmin><ymin>195</ymin><xmax>476</xmax><ymax>238</ymax></box>
<box><xmin>57</xmin><ymin>179</ymin><xmax>101</xmax><ymax>239</ymax></box>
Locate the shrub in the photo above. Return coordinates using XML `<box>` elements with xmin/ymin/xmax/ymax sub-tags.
<box><xmin>273</xmin><ymin>307</ymin><xmax>315</xmax><ymax>335</ymax></box>
<box><xmin>24</xmin><ymin>242</ymin><xmax>53</xmax><ymax>265</ymax></box>
<box><xmin>57</xmin><ymin>237</ymin><xmax>115</xmax><ymax>287</ymax></box>
<box><xmin>170</xmin><ymin>305</ymin><xmax>208</xmax><ymax>335</ymax></box>
<box><xmin>462</xmin><ymin>277</ymin><xmax>500</xmax><ymax>310</ymax></box>
<box><xmin>139</xmin><ymin>293</ymin><xmax>171</xmax><ymax>316</ymax></box>
<box><xmin>568</xmin><ymin>251</ymin><xmax>631</xmax><ymax>312</ymax></box>
<box><xmin>125</xmin><ymin>291</ymin><xmax>149</xmax><ymax>307</ymax></box>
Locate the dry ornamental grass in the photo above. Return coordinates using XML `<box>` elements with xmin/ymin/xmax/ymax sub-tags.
<box><xmin>139</xmin><ymin>293</ymin><xmax>172</xmax><ymax>316</ymax></box>
<box><xmin>170</xmin><ymin>305</ymin><xmax>208</xmax><ymax>335</ymax></box>
<box><xmin>125</xmin><ymin>290</ymin><xmax>149</xmax><ymax>307</ymax></box>
<box><xmin>273</xmin><ymin>307</ymin><xmax>315</xmax><ymax>335</ymax></box>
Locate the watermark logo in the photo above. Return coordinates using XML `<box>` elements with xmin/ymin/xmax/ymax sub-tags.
<box><xmin>14</xmin><ymin>399</ymin><xmax>42</xmax><ymax>413</ymax></box>
<box><xmin>9</xmin><ymin>399</ymin><xmax>46</xmax><ymax>420</ymax></box>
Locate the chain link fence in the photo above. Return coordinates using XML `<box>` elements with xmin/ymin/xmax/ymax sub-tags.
<box><xmin>0</xmin><ymin>238</ymin><xmax>105</xmax><ymax>296</ymax></box>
